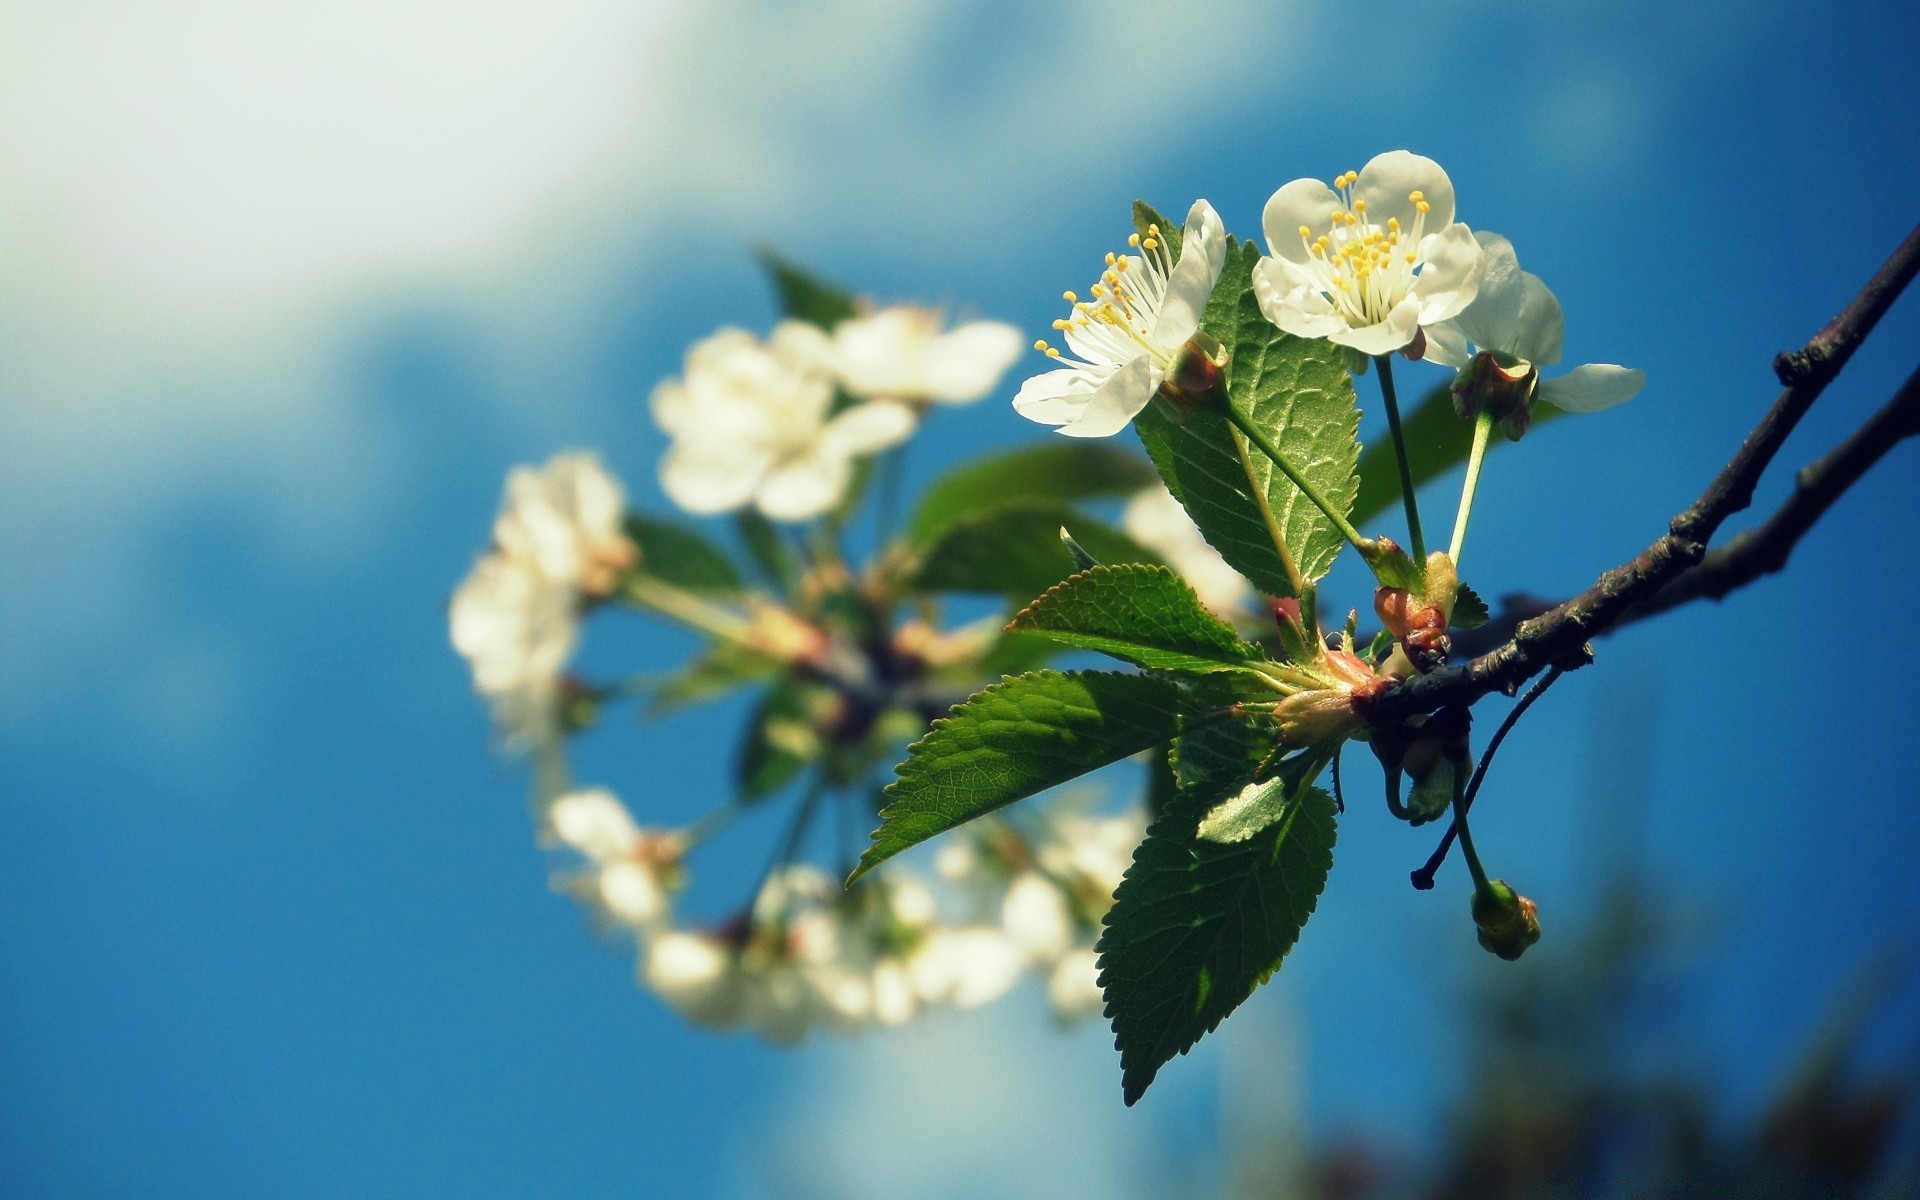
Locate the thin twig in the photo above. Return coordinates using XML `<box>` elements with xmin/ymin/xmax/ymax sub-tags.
<box><xmin>1410</xmin><ymin>660</ymin><xmax>1578</xmax><ymax>890</ymax></box>
<box><xmin>1357</xmin><ymin>220</ymin><xmax>1920</xmax><ymax>727</ymax></box>
<box><xmin>1453</xmin><ymin>360</ymin><xmax>1920</xmax><ymax>654</ymax></box>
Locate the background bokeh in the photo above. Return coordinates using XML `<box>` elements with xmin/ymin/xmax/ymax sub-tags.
<box><xmin>3</xmin><ymin>1</ymin><xmax>1918</xmax><ymax>1195</ymax></box>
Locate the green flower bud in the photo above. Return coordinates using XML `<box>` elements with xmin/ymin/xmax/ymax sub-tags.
<box><xmin>1472</xmin><ymin>879</ymin><xmax>1542</xmax><ymax>961</ymax></box>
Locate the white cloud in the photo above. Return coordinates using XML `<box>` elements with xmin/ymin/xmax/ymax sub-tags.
<box><xmin>0</xmin><ymin>0</ymin><xmax>1292</xmax><ymax>738</ymax></box>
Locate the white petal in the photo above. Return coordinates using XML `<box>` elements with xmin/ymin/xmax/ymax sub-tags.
<box><xmin>823</xmin><ymin>400</ymin><xmax>916</xmax><ymax>456</ymax></box>
<box><xmin>1448</xmin><ymin>231</ymin><xmax>1526</xmax><ymax>352</ymax></box>
<box><xmin>768</xmin><ymin>319</ymin><xmax>835</xmax><ymax>374</ymax></box>
<box><xmin>921</xmin><ymin>320</ymin><xmax>1025</xmax><ymax>403</ymax></box>
<box><xmin>1538</xmin><ymin>364</ymin><xmax>1645</xmax><ymax>413</ymax></box>
<box><xmin>1422</xmin><ymin>320</ymin><xmax>1472</xmax><ymax>368</ymax></box>
<box><xmin>830</xmin><ymin>308</ymin><xmax>928</xmax><ymax>397</ymax></box>
<box><xmin>1001</xmin><ymin>872</ymin><xmax>1074</xmax><ymax>963</ymax></box>
<box><xmin>644</xmin><ymin>934</ymin><xmax>744</xmax><ymax>1028</ymax></box>
<box><xmin>1013</xmin><ymin>363</ymin><xmax>1106</xmax><ymax>428</ymax></box>
<box><xmin>1262</xmin><ymin>178</ymin><xmax>1341</xmax><ymax>263</ymax></box>
<box><xmin>659</xmin><ymin>440</ymin><xmax>769</xmax><ymax>514</ymax></box>
<box><xmin>1330</xmin><ymin>297</ymin><xmax>1422</xmax><ymax>356</ymax></box>
<box><xmin>1508</xmin><ymin>273</ymin><xmax>1566</xmax><ymax>367</ymax></box>
<box><xmin>1357</xmin><ymin>150</ymin><xmax>1456</xmax><ymax>229</ymax></box>
<box><xmin>597</xmin><ymin>861</ymin><xmax>667</xmax><ymax>929</ymax></box>
<box><xmin>1150</xmin><ymin>199</ymin><xmax>1228</xmax><ymax>348</ymax></box>
<box><xmin>755</xmin><ymin>451</ymin><xmax>851</xmax><ymax>520</ymax></box>
<box><xmin>1058</xmin><ymin>354</ymin><xmax>1157</xmax><ymax>438</ymax></box>
<box><xmin>1252</xmin><ymin>257</ymin><xmax>1347</xmax><ymax>340</ymax></box>
<box><xmin>548</xmin><ymin>788</ymin><xmax>641</xmax><ymax>862</ymax></box>
<box><xmin>1412</xmin><ymin>222</ymin><xmax>1484</xmax><ymax>326</ymax></box>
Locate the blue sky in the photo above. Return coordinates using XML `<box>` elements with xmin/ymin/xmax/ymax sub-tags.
<box><xmin>3</xmin><ymin>0</ymin><xmax>1919</xmax><ymax>1195</ymax></box>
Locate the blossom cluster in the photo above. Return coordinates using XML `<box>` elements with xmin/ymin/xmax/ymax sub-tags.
<box><xmin>542</xmin><ymin>783</ymin><xmax>1140</xmax><ymax>1039</ymax></box>
<box><xmin>449</xmin><ymin>453</ymin><xmax>637</xmax><ymax>746</ymax></box>
<box><xmin>653</xmin><ymin>308</ymin><xmax>1022</xmax><ymax>521</ymax></box>
<box><xmin>1012</xmin><ymin>150</ymin><xmax>1644</xmax><ymax>441</ymax></box>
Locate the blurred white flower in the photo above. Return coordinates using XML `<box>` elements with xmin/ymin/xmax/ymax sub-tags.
<box><xmin>1001</xmin><ymin>871</ymin><xmax>1074</xmax><ymax>964</ymax></box>
<box><xmin>1014</xmin><ymin>199</ymin><xmax>1228</xmax><ymax>437</ymax></box>
<box><xmin>651</xmin><ymin>322</ymin><xmax>915</xmax><ymax>521</ymax></box>
<box><xmin>492</xmin><ymin>452</ymin><xmax>637</xmax><ymax>598</ymax></box>
<box><xmin>908</xmin><ymin>927</ymin><xmax>1025</xmax><ymax>1009</ymax></box>
<box><xmin>831</xmin><ymin>307</ymin><xmax>1024</xmax><ymax>405</ymax></box>
<box><xmin>1424</xmin><ymin>231</ymin><xmax>1645</xmax><ymax>421</ymax></box>
<box><xmin>1121</xmin><ymin>485</ymin><xmax>1253</xmax><ymax>617</ymax></box>
<box><xmin>1033</xmin><ymin>809</ymin><xmax>1143</xmax><ymax>918</ymax></box>
<box><xmin>1047</xmin><ymin>949</ymin><xmax>1107</xmax><ymax>1025</ymax></box>
<box><xmin>547</xmin><ymin>788</ymin><xmax>641</xmax><ymax>862</ymax></box>
<box><xmin>869</xmin><ymin>960</ymin><xmax>918</xmax><ymax>1026</ymax></box>
<box><xmin>645</xmin><ymin>932</ymin><xmax>745</xmax><ymax>1029</ymax></box>
<box><xmin>449</xmin><ymin>551</ymin><xmax>576</xmax><ymax>742</ymax></box>
<box><xmin>1255</xmin><ymin>151</ymin><xmax>1483</xmax><ymax>357</ymax></box>
<box><xmin>595</xmin><ymin>860</ymin><xmax>669</xmax><ymax>931</ymax></box>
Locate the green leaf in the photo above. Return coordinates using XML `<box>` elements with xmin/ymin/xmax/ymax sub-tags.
<box><xmin>908</xmin><ymin>503</ymin><xmax>1161</xmax><ymax>599</ymax></box>
<box><xmin>735</xmin><ymin>510</ymin><xmax>797</xmax><ymax>593</ymax></box>
<box><xmin>1351</xmin><ymin>383</ymin><xmax>1567</xmax><ymax>530</ymax></box>
<box><xmin>1008</xmin><ymin>563</ymin><xmax>1267</xmax><ymax>675</ymax></box>
<box><xmin>755</xmin><ymin>248</ymin><xmax>858</xmax><ymax>330</ymax></box>
<box><xmin>1196</xmin><ymin>750</ymin><xmax>1329</xmax><ymax>844</ymax></box>
<box><xmin>1451</xmin><ymin>583</ymin><xmax>1490</xmax><ymax>630</ymax></box>
<box><xmin>1099</xmin><ymin>720</ymin><xmax>1337</xmax><ymax>1105</ymax></box>
<box><xmin>1132</xmin><ymin>201</ymin><xmax>1184</xmax><ymax>262</ymax></box>
<box><xmin>909</xmin><ymin>443</ymin><xmax>1159</xmax><ymax>544</ymax></box>
<box><xmin>643</xmin><ymin>642</ymin><xmax>779</xmax><ymax>716</ymax></box>
<box><xmin>624</xmin><ymin>514</ymin><xmax>744</xmax><ymax>594</ymax></box>
<box><xmin>854</xmin><ymin>670</ymin><xmax>1194</xmax><ymax>879</ymax></box>
<box><xmin>1144</xmin><ymin>744</ymin><xmax>1179</xmax><ymax>823</ymax></box>
<box><xmin>1134</xmin><ymin>240</ymin><xmax>1361</xmax><ymax>598</ymax></box>
<box><xmin>737</xmin><ymin>683</ymin><xmax>818</xmax><ymax>800</ymax></box>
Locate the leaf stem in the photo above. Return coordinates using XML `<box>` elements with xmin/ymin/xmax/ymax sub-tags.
<box><xmin>1374</xmin><ymin>355</ymin><xmax>1426</xmax><ymax>562</ymax></box>
<box><xmin>1449</xmin><ymin>409</ymin><xmax>1497</xmax><ymax>570</ymax></box>
<box><xmin>1223</xmin><ymin>418</ymin><xmax>1309</xmax><ymax>597</ymax></box>
<box><xmin>1449</xmin><ymin>768</ymin><xmax>1493</xmax><ymax>897</ymax></box>
<box><xmin>622</xmin><ymin>575</ymin><xmax>754</xmax><ymax>645</ymax></box>
<box><xmin>1221</xmin><ymin>402</ymin><xmax>1368</xmax><ymax>555</ymax></box>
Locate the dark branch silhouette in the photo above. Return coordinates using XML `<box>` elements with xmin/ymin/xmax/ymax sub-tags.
<box><xmin>1357</xmin><ymin>220</ymin><xmax>1920</xmax><ymax>726</ymax></box>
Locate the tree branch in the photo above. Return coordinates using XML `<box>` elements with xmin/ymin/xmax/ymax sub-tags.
<box><xmin>1452</xmin><ymin>361</ymin><xmax>1920</xmax><ymax>656</ymax></box>
<box><xmin>1357</xmin><ymin>220</ymin><xmax>1920</xmax><ymax>725</ymax></box>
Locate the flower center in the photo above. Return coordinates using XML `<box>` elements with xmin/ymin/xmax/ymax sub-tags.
<box><xmin>1032</xmin><ymin>226</ymin><xmax>1177</xmax><ymax>369</ymax></box>
<box><xmin>1295</xmin><ymin>170</ymin><xmax>1432</xmax><ymax>328</ymax></box>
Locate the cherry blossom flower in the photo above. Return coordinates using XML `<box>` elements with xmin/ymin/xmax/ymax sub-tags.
<box><xmin>1121</xmin><ymin>485</ymin><xmax>1253</xmax><ymax>617</ymax></box>
<box><xmin>830</xmin><ymin>306</ymin><xmax>1024</xmax><ymax>406</ymax></box>
<box><xmin>1013</xmin><ymin>199</ymin><xmax>1228</xmax><ymax>437</ymax></box>
<box><xmin>492</xmin><ymin>452</ymin><xmax>637</xmax><ymax>598</ymax></box>
<box><xmin>644</xmin><ymin>932</ymin><xmax>745</xmax><ymax>1029</ymax></box>
<box><xmin>1254</xmin><ymin>151</ymin><xmax>1483</xmax><ymax>357</ymax></box>
<box><xmin>449</xmin><ymin>551</ymin><xmax>576</xmax><ymax>743</ymax></box>
<box><xmin>651</xmin><ymin>322</ymin><xmax>915</xmax><ymax>520</ymax></box>
<box><xmin>1424</xmin><ymin>232</ymin><xmax>1645</xmax><ymax>429</ymax></box>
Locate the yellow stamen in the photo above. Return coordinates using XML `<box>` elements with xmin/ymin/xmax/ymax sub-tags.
<box><xmin>1062</xmin><ymin>290</ymin><xmax>1077</xmax><ymax>303</ymax></box>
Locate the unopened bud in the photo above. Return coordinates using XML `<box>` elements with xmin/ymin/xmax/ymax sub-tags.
<box><xmin>1472</xmin><ymin>879</ymin><xmax>1542</xmax><ymax>961</ymax></box>
<box><xmin>747</xmin><ymin>603</ymin><xmax>830</xmax><ymax>668</ymax></box>
<box><xmin>1275</xmin><ymin>688</ymin><xmax>1362</xmax><ymax>747</ymax></box>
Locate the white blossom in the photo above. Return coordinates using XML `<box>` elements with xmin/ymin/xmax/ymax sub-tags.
<box><xmin>907</xmin><ymin>927</ymin><xmax>1025</xmax><ymax>1009</ymax></box>
<box><xmin>1047</xmin><ymin>949</ymin><xmax>1107</xmax><ymax>1025</ymax></box>
<box><xmin>547</xmin><ymin>788</ymin><xmax>641</xmax><ymax>863</ymax></box>
<box><xmin>1122</xmin><ymin>485</ymin><xmax>1253</xmax><ymax>617</ymax></box>
<box><xmin>1001</xmin><ymin>871</ymin><xmax>1074</xmax><ymax>964</ymax></box>
<box><xmin>1424</xmin><ymin>232</ymin><xmax>1645</xmax><ymax>416</ymax></box>
<box><xmin>645</xmin><ymin>932</ymin><xmax>745</xmax><ymax>1029</ymax></box>
<box><xmin>449</xmin><ymin>551</ymin><xmax>576</xmax><ymax>743</ymax></box>
<box><xmin>1255</xmin><ymin>151</ymin><xmax>1483</xmax><ymax>357</ymax></box>
<box><xmin>651</xmin><ymin>322</ymin><xmax>915</xmax><ymax>521</ymax></box>
<box><xmin>1014</xmin><ymin>199</ymin><xmax>1228</xmax><ymax>438</ymax></box>
<box><xmin>492</xmin><ymin>452</ymin><xmax>636</xmax><ymax>597</ymax></box>
<box><xmin>831</xmin><ymin>306</ymin><xmax>1023</xmax><ymax>405</ymax></box>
